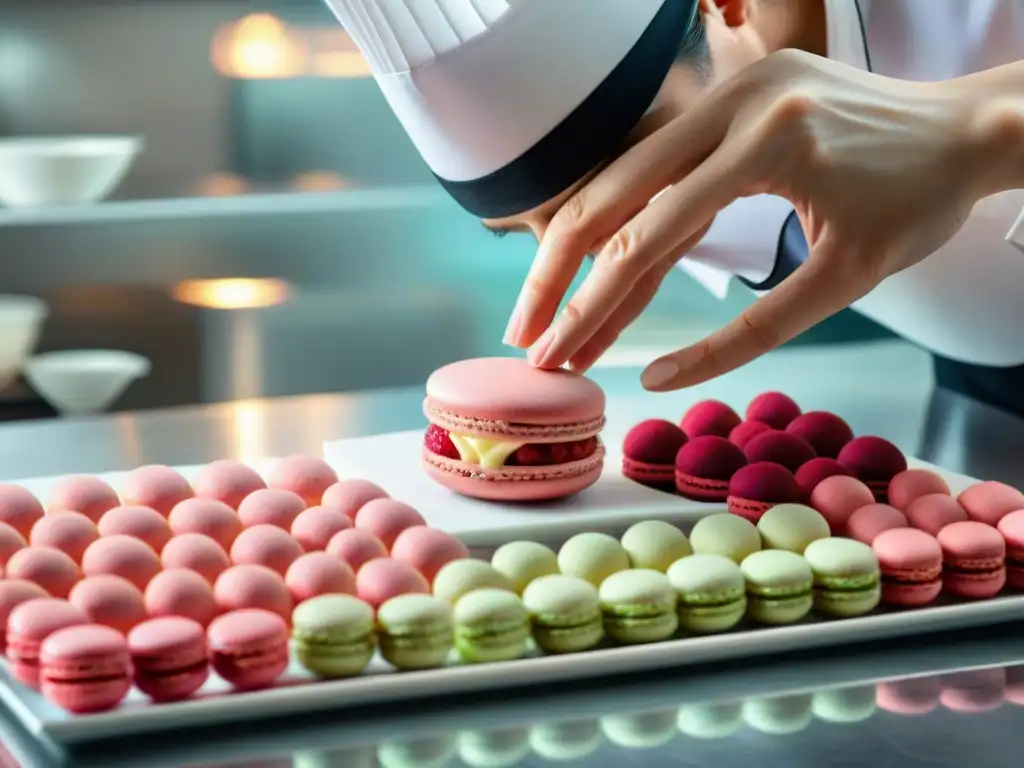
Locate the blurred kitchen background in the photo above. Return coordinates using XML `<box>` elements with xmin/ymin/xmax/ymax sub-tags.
<box><xmin>0</xmin><ymin>0</ymin><xmax>892</xmax><ymax>420</ymax></box>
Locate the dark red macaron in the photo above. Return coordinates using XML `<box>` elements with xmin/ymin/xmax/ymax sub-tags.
<box><xmin>837</xmin><ymin>436</ymin><xmax>908</xmax><ymax>502</ymax></box>
<box><xmin>729</xmin><ymin>420</ymin><xmax>772</xmax><ymax>450</ymax></box>
<box><xmin>674</xmin><ymin>436</ymin><xmax>748</xmax><ymax>503</ymax></box>
<box><xmin>622</xmin><ymin>419</ymin><xmax>688</xmax><ymax>492</ymax></box>
<box><xmin>745</xmin><ymin>392</ymin><xmax>802</xmax><ymax>430</ymax></box>
<box><xmin>795</xmin><ymin>457</ymin><xmax>853</xmax><ymax>498</ymax></box>
<box><xmin>785</xmin><ymin>411</ymin><xmax>854</xmax><ymax>459</ymax></box>
<box><xmin>680</xmin><ymin>400</ymin><xmax>741</xmax><ymax>440</ymax></box>
<box><xmin>727</xmin><ymin>462</ymin><xmax>803</xmax><ymax>523</ymax></box>
<box><xmin>742</xmin><ymin>430</ymin><xmax>817</xmax><ymax>474</ymax></box>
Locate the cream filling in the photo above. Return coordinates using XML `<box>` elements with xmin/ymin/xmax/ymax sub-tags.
<box><xmin>448</xmin><ymin>433</ymin><xmax>526</xmax><ymax>469</ymax></box>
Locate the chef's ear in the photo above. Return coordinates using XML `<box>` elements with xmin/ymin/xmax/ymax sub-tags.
<box><xmin>699</xmin><ymin>0</ymin><xmax>749</xmax><ymax>27</ymax></box>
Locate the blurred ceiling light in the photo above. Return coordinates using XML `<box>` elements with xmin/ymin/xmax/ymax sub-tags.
<box><xmin>194</xmin><ymin>172</ymin><xmax>250</xmax><ymax>197</ymax></box>
<box><xmin>307</xmin><ymin>30</ymin><xmax>372</xmax><ymax>78</ymax></box>
<box><xmin>290</xmin><ymin>171</ymin><xmax>348</xmax><ymax>192</ymax></box>
<box><xmin>211</xmin><ymin>14</ymin><xmax>308</xmax><ymax>79</ymax></box>
<box><xmin>171</xmin><ymin>278</ymin><xmax>291</xmax><ymax>310</ymax></box>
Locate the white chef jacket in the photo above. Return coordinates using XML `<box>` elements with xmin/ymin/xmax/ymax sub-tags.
<box><xmin>681</xmin><ymin>0</ymin><xmax>1024</xmax><ymax>366</ymax></box>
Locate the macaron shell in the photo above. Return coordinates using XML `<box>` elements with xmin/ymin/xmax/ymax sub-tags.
<box><xmin>688</xmin><ymin>513</ymin><xmax>761</xmax><ymax>564</ymax></box>
<box><xmin>191</xmin><ymin>460</ymin><xmax>267</xmax><ymax>510</ymax></box>
<box><xmin>904</xmin><ymin>494</ymin><xmax>969</xmax><ymax>537</ymax></box>
<box><xmin>958</xmin><ymin>481</ymin><xmax>1024</xmax><ymax>527</ymax></box>
<box><xmin>887</xmin><ymin>469</ymin><xmax>951</xmax><ymax>512</ymax></box>
<box><xmin>423</xmin><ymin>449</ymin><xmax>604</xmax><ymax>502</ymax></box>
<box><xmin>521</xmin><ymin>574</ymin><xmax>604</xmax><ymax>653</ymax></box>
<box><xmin>40</xmin><ymin>624</ymin><xmax>131</xmax><ymax>714</ymax></box>
<box><xmin>491</xmin><ymin>541</ymin><xmax>560</xmax><ymax>594</ymax></box>
<box><xmin>46</xmin><ymin>475</ymin><xmax>120</xmax><ymax>523</ymax></box>
<box><xmin>997</xmin><ymin>510</ymin><xmax>1024</xmax><ymax>589</ymax></box>
<box><xmin>872</xmin><ymin>528</ymin><xmax>943</xmax><ymax>607</ymax></box>
<box><xmin>620</xmin><ymin>521</ymin><xmax>692</xmax><ymax>573</ymax></box>
<box><xmin>29</xmin><ymin>513</ymin><xmax>98</xmax><ymax>564</ymax></box>
<box><xmin>756</xmin><ymin>504</ymin><xmax>830</xmax><ymax>554</ymax></box>
<box><xmin>557</xmin><ymin>533</ymin><xmax>631</xmax><ymax>587</ymax></box>
<box><xmin>809</xmin><ymin>476</ymin><xmax>876</xmax><ymax>535</ymax></box>
<box><xmin>937</xmin><ymin>521</ymin><xmax>1006</xmax><ymax>599</ymax></box>
<box><xmin>846</xmin><ymin>504</ymin><xmax>909</xmax><ymax>546</ymax></box>
<box><xmin>598</xmin><ymin>569</ymin><xmax>678</xmax><ymax>644</ymax></box>
<box><xmin>120</xmin><ymin>465</ymin><xmax>194</xmax><ymax>517</ymax></box>
<box><xmin>0</xmin><ymin>484</ymin><xmax>45</xmax><ymax>539</ymax></box>
<box><xmin>208</xmin><ymin>608</ymin><xmax>289</xmax><ymax>690</ymax></box>
<box><xmin>127</xmin><ymin>616</ymin><xmax>209</xmax><ymax>702</ymax></box>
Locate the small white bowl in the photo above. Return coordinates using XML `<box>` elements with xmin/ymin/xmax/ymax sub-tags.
<box><xmin>0</xmin><ymin>135</ymin><xmax>144</xmax><ymax>207</ymax></box>
<box><xmin>0</xmin><ymin>294</ymin><xmax>48</xmax><ymax>390</ymax></box>
<box><xmin>25</xmin><ymin>349</ymin><xmax>151</xmax><ymax>415</ymax></box>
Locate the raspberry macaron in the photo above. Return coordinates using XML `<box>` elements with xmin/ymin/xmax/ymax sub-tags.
<box><xmin>743</xmin><ymin>430</ymin><xmax>817</xmax><ymax>474</ymax></box>
<box><xmin>745</xmin><ymin>392</ymin><xmax>802</xmax><ymax>430</ymax></box>
<box><xmin>622</xmin><ymin>419</ymin><xmax>688</xmax><ymax>492</ymax></box>
<box><xmin>674</xmin><ymin>436</ymin><xmax>747</xmax><ymax>502</ymax></box>
<box><xmin>837</xmin><ymin>437</ymin><xmax>908</xmax><ymax>503</ymax></box>
<box><xmin>680</xmin><ymin>400</ymin><xmax>741</xmax><ymax>439</ymax></box>
<box><xmin>726</xmin><ymin>463</ymin><xmax>803</xmax><ymax>523</ymax></box>
<box><xmin>785</xmin><ymin>411</ymin><xmax>854</xmax><ymax>459</ymax></box>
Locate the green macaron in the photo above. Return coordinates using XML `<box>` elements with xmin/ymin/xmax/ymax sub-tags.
<box><xmin>803</xmin><ymin>537</ymin><xmax>881</xmax><ymax>617</ymax></box>
<box><xmin>757</xmin><ymin>504</ymin><xmax>831</xmax><ymax>554</ymax></box>
<box><xmin>454</xmin><ymin>588</ymin><xmax>530</xmax><ymax>663</ymax></box>
<box><xmin>557</xmin><ymin>532</ymin><xmax>630</xmax><ymax>586</ymax></box>
<box><xmin>376</xmin><ymin>594</ymin><xmax>454</xmax><ymax>670</ymax></box>
<box><xmin>620</xmin><ymin>520</ymin><xmax>692</xmax><ymax>572</ymax></box>
<box><xmin>666</xmin><ymin>554</ymin><xmax>747</xmax><ymax>633</ymax></box>
<box><xmin>598</xmin><ymin>569</ymin><xmax>678</xmax><ymax>644</ymax></box>
<box><xmin>522</xmin><ymin>574</ymin><xmax>604</xmax><ymax>653</ymax></box>
<box><xmin>740</xmin><ymin>550</ymin><xmax>814</xmax><ymax>625</ymax></box>
<box><xmin>434</xmin><ymin>558</ymin><xmax>514</xmax><ymax>604</ymax></box>
<box><xmin>291</xmin><ymin>594</ymin><xmax>375</xmax><ymax>678</ymax></box>
<box><xmin>491</xmin><ymin>541</ymin><xmax>560</xmax><ymax>594</ymax></box>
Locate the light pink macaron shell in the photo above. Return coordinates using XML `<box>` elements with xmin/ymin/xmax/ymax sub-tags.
<box><xmin>940</xmin><ymin>669</ymin><xmax>1006</xmax><ymax>712</ymax></box>
<box><xmin>425</xmin><ymin>357</ymin><xmax>605</xmax><ymax>434</ymax></box>
<box><xmin>237</xmin><ymin>489</ymin><xmax>307</xmax><ymax>531</ymax></box>
<box><xmin>230</xmin><ymin>525</ymin><xmax>304</xmax><ymax>576</ymax></box>
<box><xmin>6</xmin><ymin>547</ymin><xmax>82</xmax><ymax>598</ymax></box>
<box><xmin>98</xmin><ymin>506</ymin><xmax>173</xmax><ymax>554</ymax></box>
<box><xmin>872</xmin><ymin>528</ymin><xmax>942</xmax><ymax>572</ymax></box>
<box><xmin>0</xmin><ymin>485</ymin><xmax>45</xmax><ymax>540</ymax></box>
<box><xmin>213</xmin><ymin>564</ymin><xmax>293</xmax><ymax>622</ymax></box>
<box><xmin>266</xmin><ymin>455</ymin><xmax>338</xmax><ymax>505</ymax></box>
<box><xmin>355</xmin><ymin>557</ymin><xmax>429</xmax><ymax>609</ymax></box>
<box><xmin>29</xmin><ymin>513</ymin><xmax>98</xmax><ymax>564</ymax></box>
<box><xmin>423</xmin><ymin>452</ymin><xmax>604</xmax><ymax>502</ymax></box>
<box><xmin>354</xmin><ymin>499</ymin><xmax>426</xmax><ymax>549</ymax></box>
<box><xmin>321</xmin><ymin>480</ymin><xmax>389</xmax><ymax>521</ymax></box>
<box><xmin>957</xmin><ymin>481</ymin><xmax>1024</xmax><ymax>527</ymax></box>
<box><xmin>876</xmin><ymin>677</ymin><xmax>940</xmax><ymax>715</ymax></box>
<box><xmin>291</xmin><ymin>507</ymin><xmax>352</xmax><ymax>552</ymax></box>
<box><xmin>887</xmin><ymin>469</ymin><xmax>950</xmax><ymax>512</ymax></box>
<box><xmin>46</xmin><ymin>475</ymin><xmax>120</xmax><ymax>523</ymax></box>
<box><xmin>81</xmin><ymin>535</ymin><xmax>162</xmax><ymax>592</ymax></box>
<box><xmin>192</xmin><ymin>460</ymin><xmax>267</xmax><ymax>510</ymax></box>
<box><xmin>284</xmin><ymin>552</ymin><xmax>356</xmax><ymax>603</ymax></box>
<box><xmin>846</xmin><ymin>504</ymin><xmax>909</xmax><ymax>545</ymax></box>
<box><xmin>808</xmin><ymin>475</ymin><xmax>876</xmax><ymax>534</ymax></box>
<box><xmin>0</xmin><ymin>521</ymin><xmax>28</xmax><ymax>566</ymax></box>
<box><xmin>904</xmin><ymin>494</ymin><xmax>969</xmax><ymax>536</ymax></box>
<box><xmin>0</xmin><ymin>580</ymin><xmax>50</xmax><ymax>644</ymax></box>
<box><xmin>145</xmin><ymin>568</ymin><xmax>219</xmax><ymax>627</ymax></box>
<box><xmin>325</xmin><ymin>529</ymin><xmax>388</xmax><ymax>573</ymax></box>
<box><xmin>168</xmin><ymin>497</ymin><xmax>243</xmax><ymax>550</ymax></box>
<box><xmin>69</xmin><ymin>575</ymin><xmax>148</xmax><ymax>634</ymax></box>
<box><xmin>161</xmin><ymin>533</ymin><xmax>231</xmax><ymax>584</ymax></box>
<box><xmin>120</xmin><ymin>465</ymin><xmax>194</xmax><ymax>517</ymax></box>
<box><xmin>937</xmin><ymin>520</ymin><xmax>1006</xmax><ymax>563</ymax></box>
<box><xmin>389</xmin><ymin>526</ymin><xmax>470</xmax><ymax>583</ymax></box>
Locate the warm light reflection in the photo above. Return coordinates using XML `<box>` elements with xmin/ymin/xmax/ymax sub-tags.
<box><xmin>290</xmin><ymin>171</ymin><xmax>348</xmax><ymax>192</ymax></box>
<box><xmin>231</xmin><ymin>399</ymin><xmax>266</xmax><ymax>462</ymax></box>
<box><xmin>194</xmin><ymin>172</ymin><xmax>250</xmax><ymax>198</ymax></box>
<box><xmin>211</xmin><ymin>14</ymin><xmax>308</xmax><ymax>79</ymax></box>
<box><xmin>171</xmin><ymin>278</ymin><xmax>292</xmax><ymax>310</ymax></box>
<box><xmin>307</xmin><ymin>29</ymin><xmax>373</xmax><ymax>78</ymax></box>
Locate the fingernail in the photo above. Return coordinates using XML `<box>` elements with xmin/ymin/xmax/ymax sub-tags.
<box><xmin>502</xmin><ymin>308</ymin><xmax>524</xmax><ymax>347</ymax></box>
<box><xmin>528</xmin><ymin>328</ymin><xmax>556</xmax><ymax>367</ymax></box>
<box><xmin>641</xmin><ymin>358</ymin><xmax>679</xmax><ymax>390</ymax></box>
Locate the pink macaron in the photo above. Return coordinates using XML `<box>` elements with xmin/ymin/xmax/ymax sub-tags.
<box><xmin>98</xmin><ymin>505</ymin><xmax>173</xmax><ymax>554</ymax></box>
<box><xmin>284</xmin><ymin>551</ymin><xmax>356</xmax><ymax>604</ymax></box>
<box><xmin>120</xmin><ymin>465</ymin><xmax>194</xmax><ymax>517</ymax></box>
<box><xmin>904</xmin><ymin>494</ymin><xmax>969</xmax><ymax>537</ymax></box>
<box><xmin>266</xmin><ymin>454</ymin><xmax>339</xmax><ymax>507</ymax></box>
<box><xmin>794</xmin><ymin>457</ymin><xmax>853</xmax><ymax>499</ymax></box>
<box><xmin>237</xmin><ymin>488</ymin><xmax>306</xmax><ymax>531</ymax></box>
<box><xmin>161</xmin><ymin>533</ymin><xmax>231</xmax><ymax>585</ymax></box>
<box><xmin>887</xmin><ymin>469</ymin><xmax>951</xmax><ymax>513</ymax></box>
<box><xmin>0</xmin><ymin>484</ymin><xmax>44</xmax><ymax>540</ymax></box>
<box><xmin>46</xmin><ymin>475</ymin><xmax>120</xmax><ymax>524</ymax></box>
<box><xmin>326</xmin><ymin>528</ymin><xmax>389</xmax><ymax>573</ymax></box>
<box><xmin>69</xmin><ymin>575</ymin><xmax>148</xmax><ymax>634</ymax></box>
<box><xmin>355</xmin><ymin>557</ymin><xmax>429</xmax><ymax>609</ymax></box>
<box><xmin>208</xmin><ymin>608</ymin><xmax>289</xmax><ymax>690</ymax></box>
<box><xmin>809</xmin><ymin>475</ymin><xmax>876</xmax><ymax>535</ymax></box>
<box><xmin>1007</xmin><ymin>665</ymin><xmax>1024</xmax><ymax>707</ymax></box>
<box><xmin>846</xmin><ymin>504</ymin><xmax>909</xmax><ymax>545</ymax></box>
<box><xmin>6</xmin><ymin>546</ymin><xmax>81</xmax><ymax>599</ymax></box>
<box><xmin>957</xmin><ymin>481</ymin><xmax>1024</xmax><ymax>527</ymax></box>
<box><xmin>145</xmin><ymin>568</ymin><xmax>220</xmax><ymax>627</ymax></box>
<box><xmin>230</xmin><ymin>524</ymin><xmax>304</xmax><ymax>576</ymax></box>
<box><xmin>29</xmin><ymin>512</ymin><xmax>98</xmax><ymax>564</ymax></box>
<box><xmin>354</xmin><ymin>499</ymin><xmax>426</xmax><ymax>550</ymax></box>
<box><xmin>997</xmin><ymin>509</ymin><xmax>1024</xmax><ymax>590</ymax></box>
<box><xmin>168</xmin><ymin>497</ymin><xmax>243</xmax><ymax>551</ymax></box>
<box><xmin>321</xmin><ymin>479</ymin><xmax>389</xmax><ymax>521</ymax></box>
<box><xmin>128</xmin><ymin>616</ymin><xmax>210</xmax><ymax>702</ymax></box>
<box><xmin>291</xmin><ymin>506</ymin><xmax>353</xmax><ymax>552</ymax></box>
<box><xmin>192</xmin><ymin>459</ymin><xmax>267</xmax><ymax>510</ymax></box>
<box><xmin>940</xmin><ymin>669</ymin><xmax>1006</xmax><ymax>713</ymax></box>
<box><xmin>937</xmin><ymin>521</ymin><xmax>1006</xmax><ymax>599</ymax></box>
<box><xmin>82</xmin><ymin>535</ymin><xmax>162</xmax><ymax>591</ymax></box>
<box><xmin>0</xmin><ymin>521</ymin><xmax>27</xmax><ymax>567</ymax></box>
<box><xmin>0</xmin><ymin>580</ymin><xmax>49</xmax><ymax>653</ymax></box>
<box><xmin>876</xmin><ymin>677</ymin><xmax>941</xmax><ymax>715</ymax></box>
<box><xmin>872</xmin><ymin>528</ymin><xmax>943</xmax><ymax>607</ymax></box>
<box><xmin>6</xmin><ymin>598</ymin><xmax>89</xmax><ymax>688</ymax></box>
<box><xmin>389</xmin><ymin>526</ymin><xmax>470</xmax><ymax>583</ymax></box>
<box><xmin>40</xmin><ymin>624</ymin><xmax>132</xmax><ymax>713</ymax></box>
<box><xmin>214</xmin><ymin>564</ymin><xmax>293</xmax><ymax>622</ymax></box>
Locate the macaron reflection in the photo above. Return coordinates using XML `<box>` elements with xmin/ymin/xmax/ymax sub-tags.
<box><xmin>377</xmin><ymin>735</ymin><xmax>457</xmax><ymax>768</ymax></box>
<box><xmin>529</xmin><ymin>719</ymin><xmax>603</xmax><ymax>761</ymax></box>
<box><xmin>600</xmin><ymin>709</ymin><xmax>677</xmax><ymax>748</ymax></box>
<box><xmin>457</xmin><ymin>727</ymin><xmax>530</xmax><ymax>768</ymax></box>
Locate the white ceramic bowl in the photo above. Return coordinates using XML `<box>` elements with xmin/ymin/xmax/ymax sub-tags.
<box><xmin>25</xmin><ymin>350</ymin><xmax>151</xmax><ymax>415</ymax></box>
<box><xmin>0</xmin><ymin>294</ymin><xmax>48</xmax><ymax>390</ymax></box>
<box><xmin>0</xmin><ymin>135</ymin><xmax>144</xmax><ymax>207</ymax></box>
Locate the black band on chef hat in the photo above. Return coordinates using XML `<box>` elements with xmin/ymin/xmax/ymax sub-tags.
<box><xmin>434</xmin><ymin>0</ymin><xmax>698</xmax><ymax>219</ymax></box>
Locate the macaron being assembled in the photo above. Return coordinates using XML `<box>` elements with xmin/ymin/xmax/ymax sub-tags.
<box><xmin>557</xmin><ymin>533</ymin><xmax>630</xmax><ymax>587</ymax></box>
<box><xmin>432</xmin><ymin>558</ymin><xmax>513</xmax><ymax>604</ymax></box>
<box><xmin>128</xmin><ymin>616</ymin><xmax>209</xmax><ymax>702</ymax></box>
<box><xmin>598</xmin><ymin>569</ymin><xmax>678</xmax><ymax>644</ymax></box>
<box><xmin>784</xmin><ymin>411</ymin><xmax>854</xmax><ymax>459</ymax></box>
<box><xmin>803</xmin><ymin>537</ymin><xmax>881</xmax><ymax>617</ymax></box>
<box><xmin>491</xmin><ymin>540</ymin><xmax>560</xmax><ymax>593</ymax></box>
<box><xmin>872</xmin><ymin>528</ymin><xmax>943</xmax><ymax>606</ymax></box>
<box><xmin>145</xmin><ymin>568</ymin><xmax>219</xmax><ymax>627</ymax></box>
<box><xmin>7</xmin><ymin>598</ymin><xmax>89</xmax><ymax>688</ymax></box>
<box><xmin>40</xmin><ymin>624</ymin><xmax>131</xmax><ymax>713</ymax></box>
<box><xmin>887</xmin><ymin>469</ymin><xmax>951</xmax><ymax>513</ymax></box>
<box><xmin>667</xmin><ymin>554</ymin><xmax>746</xmax><ymax>633</ymax></box>
<box><xmin>47</xmin><ymin>475</ymin><xmax>120</xmax><ymax>524</ymax></box>
<box><xmin>728</xmin><ymin>420</ymin><xmax>772</xmax><ymax>450</ymax></box>
<box><xmin>230</xmin><ymin>524</ymin><xmax>304</xmax><ymax>576</ymax></box>
<box><xmin>422</xmin><ymin>357</ymin><xmax>606</xmax><ymax>501</ymax></box>
<box><xmin>120</xmin><ymin>465</ymin><xmax>194</xmax><ymax>517</ymax></box>
<box><xmin>376</xmin><ymin>593</ymin><xmax>454</xmax><ymax>670</ymax></box>
<box><xmin>0</xmin><ymin>580</ymin><xmax>49</xmax><ymax>652</ymax></box>
<box><xmin>237</xmin><ymin>488</ymin><xmax>306</xmax><ymax>531</ymax></box>
<box><xmin>168</xmin><ymin>497</ymin><xmax>243</xmax><ymax>551</ymax></box>
<box><xmin>6</xmin><ymin>546</ymin><xmax>81</xmax><ymax>598</ymax></box>
<box><xmin>997</xmin><ymin>510</ymin><xmax>1024</xmax><ymax>589</ymax></box>
<box><xmin>936</xmin><ymin>521</ymin><xmax>1006</xmax><ymax>599</ymax></box>
<box><xmin>846</xmin><ymin>504</ymin><xmax>909</xmax><ymax>545</ymax></box>
<box><xmin>837</xmin><ymin>437</ymin><xmax>907</xmax><ymax>502</ymax></box>
<box><xmin>957</xmin><ymin>481</ymin><xmax>1024</xmax><ymax>527</ymax></box>
<box><xmin>680</xmin><ymin>400</ymin><xmax>742</xmax><ymax>439</ymax></box>
<box><xmin>161</xmin><ymin>533</ymin><xmax>231</xmax><ymax>584</ymax></box>
<box><xmin>522</xmin><ymin>574</ymin><xmax>604</xmax><ymax>653</ymax></box>
<box><xmin>674</xmin><ymin>436</ymin><xmax>747</xmax><ymax>502</ymax></box>
<box><xmin>354</xmin><ymin>499</ymin><xmax>427</xmax><ymax>550</ymax></box>
<box><xmin>740</xmin><ymin>550</ymin><xmax>814</xmax><ymax>625</ymax></box>
<box><xmin>98</xmin><ymin>505</ymin><xmax>173</xmax><ymax>554</ymax></box>
<box><xmin>0</xmin><ymin>521</ymin><xmax>27</xmax><ymax>567</ymax></box>
<box><xmin>209</xmin><ymin>608</ymin><xmax>290</xmax><ymax>689</ymax></box>
<box><xmin>621</xmin><ymin>419</ymin><xmax>688</xmax><ymax>491</ymax></box>
<box><xmin>453</xmin><ymin>588</ymin><xmax>530</xmax><ymax>663</ymax></box>
<box><xmin>904</xmin><ymin>494</ymin><xmax>968</xmax><ymax>536</ymax></box>
<box><xmin>291</xmin><ymin>594</ymin><xmax>375</xmax><ymax>678</ymax></box>
<box><xmin>326</xmin><ymin>528</ymin><xmax>389</xmax><ymax>573</ymax></box>
<box><xmin>321</xmin><ymin>479</ymin><xmax>389</xmax><ymax>521</ymax></box>
<box><xmin>214</xmin><ymin>564</ymin><xmax>293</xmax><ymax>621</ymax></box>
<box><xmin>756</xmin><ymin>504</ymin><xmax>830</xmax><ymax>554</ymax></box>
<box><xmin>689</xmin><ymin>513</ymin><xmax>762</xmax><ymax>564</ymax></box>
<box><xmin>192</xmin><ymin>459</ymin><xmax>267</xmax><ymax>510</ymax></box>
<box><xmin>290</xmin><ymin>506</ymin><xmax>352</xmax><ymax>552</ymax></box>
<box><xmin>745</xmin><ymin>392</ymin><xmax>801</xmax><ymax>430</ymax></box>
<box><xmin>285</xmin><ymin>551</ymin><xmax>356</xmax><ymax>603</ymax></box>
<box><xmin>266</xmin><ymin>454</ymin><xmax>339</xmax><ymax>506</ymax></box>
<box><xmin>69</xmin><ymin>575</ymin><xmax>148</xmax><ymax>634</ymax></box>
<box><xmin>29</xmin><ymin>512</ymin><xmax>97</xmax><ymax>564</ymax></box>
<box><xmin>356</xmin><ymin>557</ymin><xmax>430</xmax><ymax>609</ymax></box>
<box><xmin>743</xmin><ymin>430</ymin><xmax>817</xmax><ymax>474</ymax></box>
<box><xmin>726</xmin><ymin>463</ymin><xmax>803</xmax><ymax>523</ymax></box>
<box><xmin>620</xmin><ymin>520</ymin><xmax>692</xmax><ymax>573</ymax></box>
<box><xmin>794</xmin><ymin>458</ymin><xmax>853</xmax><ymax>499</ymax></box>
<box><xmin>809</xmin><ymin>475</ymin><xmax>877</xmax><ymax>535</ymax></box>
<box><xmin>0</xmin><ymin>484</ymin><xmax>44</xmax><ymax>540</ymax></box>
<box><xmin>390</xmin><ymin>526</ymin><xmax>469</xmax><ymax>583</ymax></box>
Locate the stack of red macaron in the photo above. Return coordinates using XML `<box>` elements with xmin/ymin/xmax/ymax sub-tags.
<box><xmin>0</xmin><ymin>454</ymin><xmax>468</xmax><ymax>713</ymax></box>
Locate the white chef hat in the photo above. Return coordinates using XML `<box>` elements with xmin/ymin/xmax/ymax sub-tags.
<box><xmin>322</xmin><ymin>0</ymin><xmax>699</xmax><ymax>218</ymax></box>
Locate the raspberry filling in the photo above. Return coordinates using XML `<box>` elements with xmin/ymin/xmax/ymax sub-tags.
<box><xmin>425</xmin><ymin>425</ymin><xmax>598</xmax><ymax>466</ymax></box>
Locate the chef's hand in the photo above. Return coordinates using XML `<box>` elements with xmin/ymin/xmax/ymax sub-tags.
<box><xmin>506</xmin><ymin>49</ymin><xmax>1008</xmax><ymax>389</ymax></box>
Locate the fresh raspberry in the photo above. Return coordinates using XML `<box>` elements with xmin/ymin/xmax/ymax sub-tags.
<box><xmin>567</xmin><ymin>437</ymin><xmax>599</xmax><ymax>461</ymax></box>
<box><xmin>508</xmin><ymin>444</ymin><xmax>550</xmax><ymax>466</ymax></box>
<box><xmin>509</xmin><ymin>438</ymin><xmax>598</xmax><ymax>466</ymax></box>
<box><xmin>424</xmin><ymin>425</ymin><xmax>459</xmax><ymax>459</ymax></box>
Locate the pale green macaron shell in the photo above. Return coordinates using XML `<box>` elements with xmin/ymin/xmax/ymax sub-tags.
<box><xmin>491</xmin><ymin>541</ymin><xmax>560</xmax><ymax>594</ymax></box>
<box><xmin>598</xmin><ymin>569</ymin><xmax>678</xmax><ymax>644</ymax></box>
<box><xmin>740</xmin><ymin>550</ymin><xmax>814</xmax><ymax>625</ymax></box>
<box><xmin>376</xmin><ymin>593</ymin><xmax>454</xmax><ymax>670</ymax></box>
<box><xmin>689</xmin><ymin>513</ymin><xmax>762</xmax><ymax>563</ymax></box>
<box><xmin>666</xmin><ymin>554</ymin><xmax>746</xmax><ymax>633</ymax></box>
<box><xmin>557</xmin><ymin>532</ymin><xmax>631</xmax><ymax>586</ymax></box>
<box><xmin>434</xmin><ymin>558</ymin><xmax>515</xmax><ymax>604</ymax></box>
<box><xmin>292</xmin><ymin>594</ymin><xmax>376</xmax><ymax>678</ymax></box>
<box><xmin>803</xmin><ymin>537</ymin><xmax>881</xmax><ymax>617</ymax></box>
<box><xmin>620</xmin><ymin>520</ymin><xmax>693</xmax><ymax>572</ymax></box>
<box><xmin>522</xmin><ymin>574</ymin><xmax>604</xmax><ymax>653</ymax></box>
<box><xmin>454</xmin><ymin>588</ymin><xmax>530</xmax><ymax>663</ymax></box>
<box><xmin>757</xmin><ymin>504</ymin><xmax>831</xmax><ymax>554</ymax></box>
